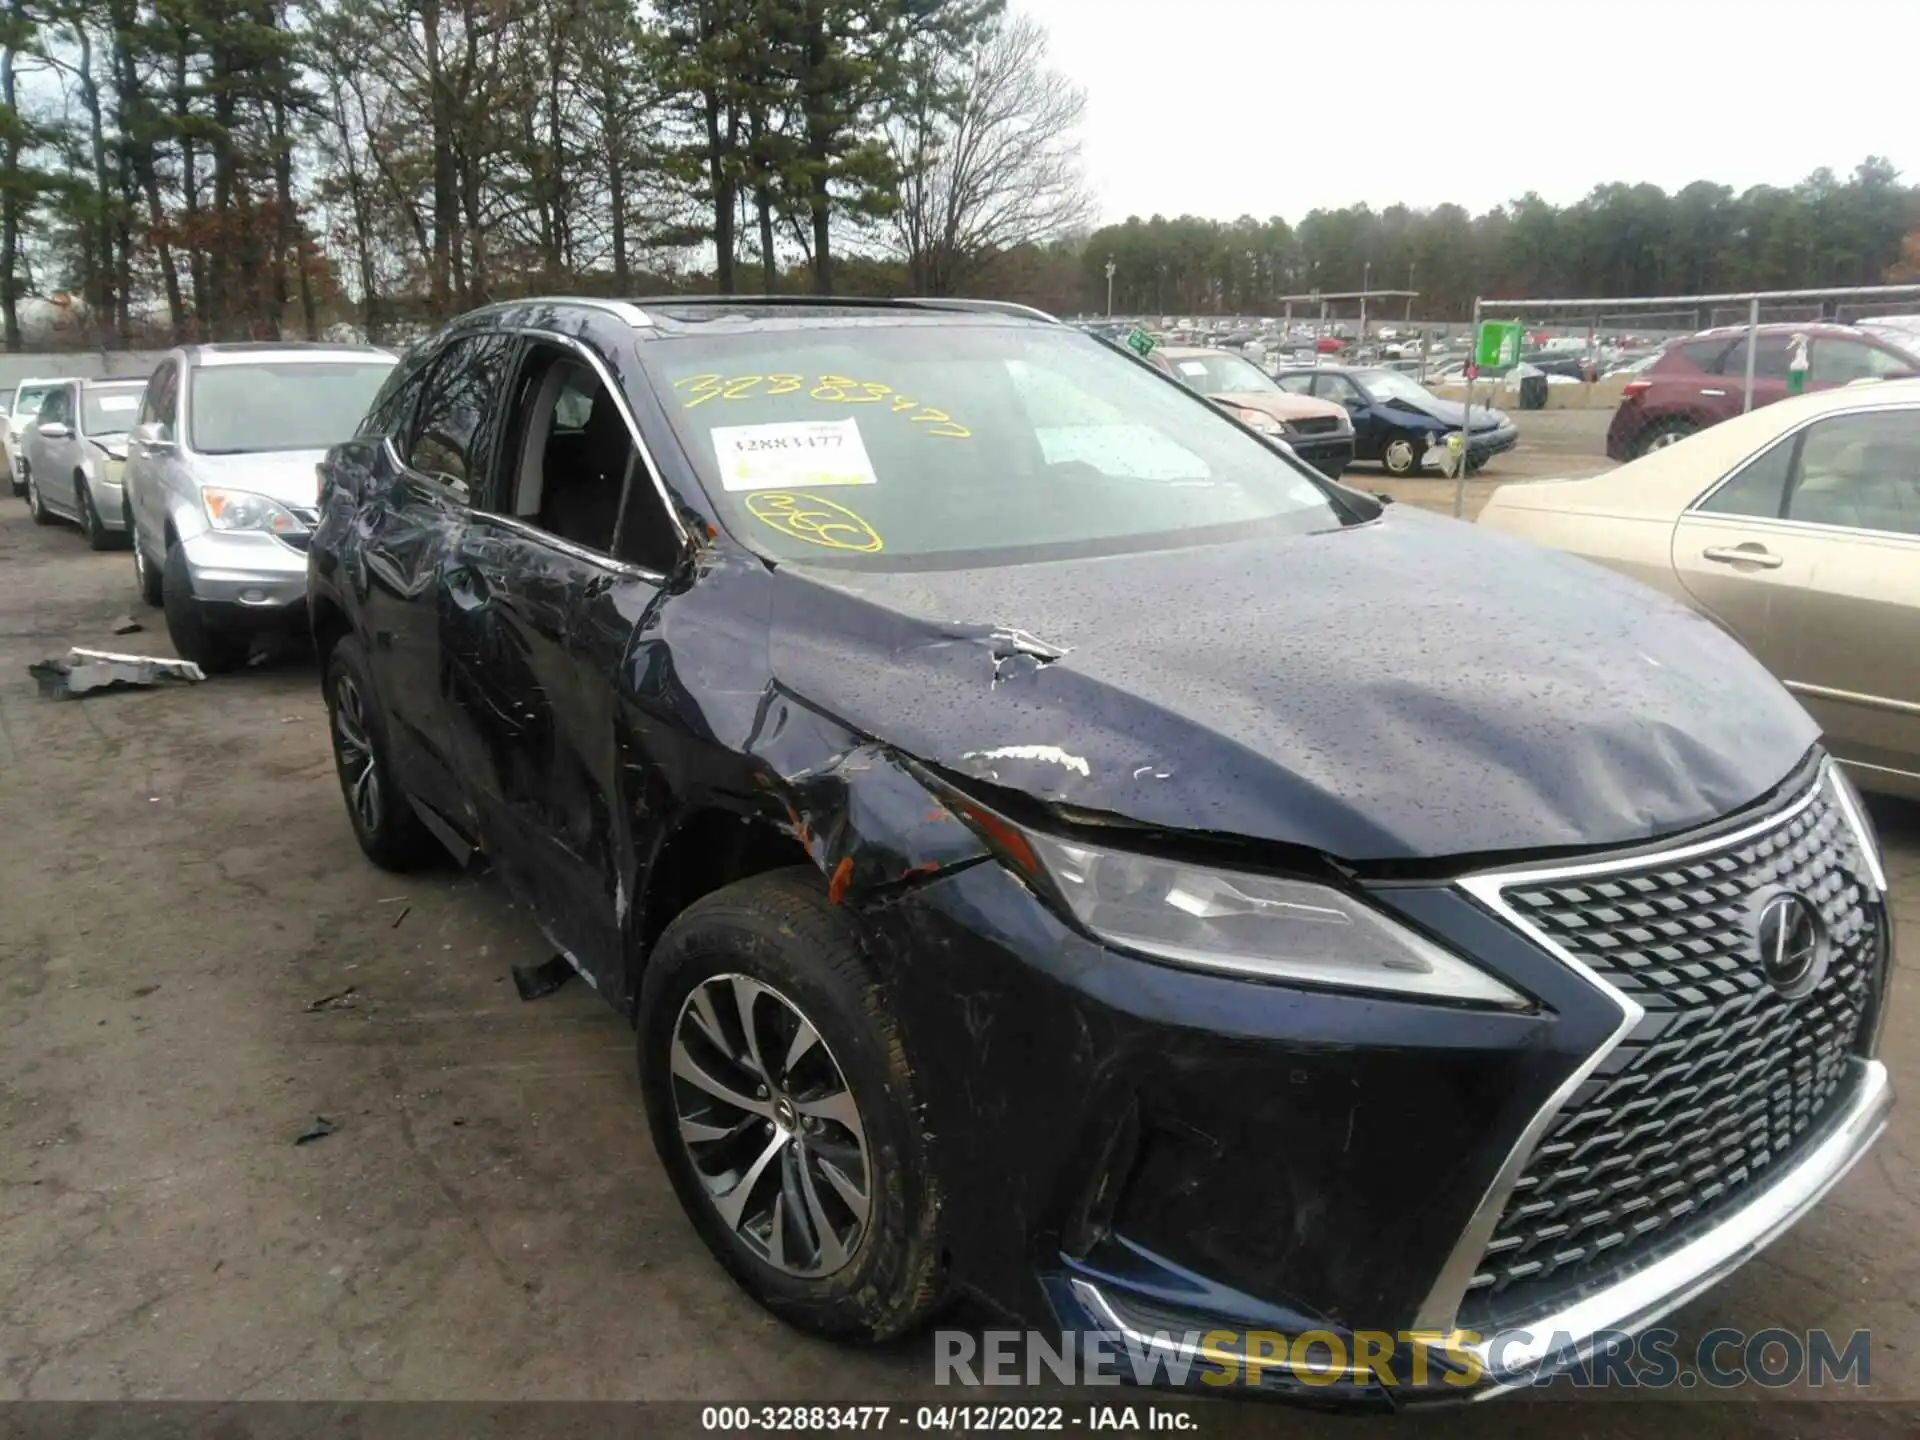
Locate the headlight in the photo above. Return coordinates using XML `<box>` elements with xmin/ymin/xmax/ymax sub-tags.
<box><xmin>1014</xmin><ymin>828</ymin><xmax>1527</xmax><ymax>1007</ymax></box>
<box><xmin>1235</xmin><ymin>408</ymin><xmax>1285</xmax><ymax>436</ymax></box>
<box><xmin>201</xmin><ymin>487</ymin><xmax>306</xmax><ymax>536</ymax></box>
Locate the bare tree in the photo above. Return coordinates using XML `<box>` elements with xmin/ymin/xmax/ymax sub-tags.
<box><xmin>888</xmin><ymin>13</ymin><xmax>1092</xmax><ymax>297</ymax></box>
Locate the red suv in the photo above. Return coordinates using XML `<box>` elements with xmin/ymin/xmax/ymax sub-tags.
<box><xmin>1605</xmin><ymin>322</ymin><xmax>1920</xmax><ymax>460</ymax></box>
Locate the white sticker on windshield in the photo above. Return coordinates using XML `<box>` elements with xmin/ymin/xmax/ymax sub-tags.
<box><xmin>1177</xmin><ymin>361</ymin><xmax>1209</xmax><ymax>376</ymax></box>
<box><xmin>94</xmin><ymin>394</ymin><xmax>140</xmax><ymax>412</ymax></box>
<box><xmin>713</xmin><ymin>418</ymin><xmax>877</xmax><ymax>492</ymax></box>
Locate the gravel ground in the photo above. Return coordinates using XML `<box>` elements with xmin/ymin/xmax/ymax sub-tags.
<box><xmin>0</xmin><ymin>481</ymin><xmax>1913</xmax><ymax>1436</ymax></box>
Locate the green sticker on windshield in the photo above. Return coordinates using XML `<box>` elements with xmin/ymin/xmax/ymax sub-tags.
<box><xmin>1126</xmin><ymin>328</ymin><xmax>1157</xmax><ymax>357</ymax></box>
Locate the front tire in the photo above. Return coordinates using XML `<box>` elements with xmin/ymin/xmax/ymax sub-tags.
<box><xmin>129</xmin><ymin>506</ymin><xmax>164</xmax><ymax>607</ymax></box>
<box><xmin>1381</xmin><ymin>432</ymin><xmax>1426</xmax><ymax>476</ymax></box>
<box><xmin>77</xmin><ymin>476</ymin><xmax>112</xmax><ymax>551</ymax></box>
<box><xmin>161</xmin><ymin>542</ymin><xmax>250</xmax><ymax>673</ymax></box>
<box><xmin>639</xmin><ymin>869</ymin><xmax>946</xmax><ymax>1341</ymax></box>
<box><xmin>323</xmin><ymin>635</ymin><xmax>438</xmax><ymax>870</ymax></box>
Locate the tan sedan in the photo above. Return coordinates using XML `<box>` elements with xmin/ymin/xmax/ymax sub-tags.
<box><xmin>1479</xmin><ymin>381</ymin><xmax>1920</xmax><ymax>798</ymax></box>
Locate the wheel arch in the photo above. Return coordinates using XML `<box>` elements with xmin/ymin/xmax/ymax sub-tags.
<box><xmin>624</xmin><ymin>736</ymin><xmax>993</xmax><ymax>1017</ymax></box>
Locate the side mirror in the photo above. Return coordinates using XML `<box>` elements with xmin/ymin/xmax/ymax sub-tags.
<box><xmin>36</xmin><ymin>421</ymin><xmax>70</xmax><ymax>439</ymax></box>
<box><xmin>131</xmin><ymin>420</ymin><xmax>173</xmax><ymax>449</ymax></box>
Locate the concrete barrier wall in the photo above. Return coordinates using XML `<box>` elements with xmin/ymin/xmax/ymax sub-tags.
<box><xmin>0</xmin><ymin>352</ymin><xmax>167</xmax><ymax>391</ymax></box>
<box><xmin>1428</xmin><ymin>376</ymin><xmax>1631</xmax><ymax>412</ymax></box>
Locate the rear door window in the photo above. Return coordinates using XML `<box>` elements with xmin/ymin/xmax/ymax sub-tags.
<box><xmin>1678</xmin><ymin>338</ymin><xmax>1734</xmax><ymax>372</ymax></box>
<box><xmin>1716</xmin><ymin>337</ymin><xmax>1794</xmax><ymax>381</ymax></box>
<box><xmin>1696</xmin><ymin>437</ymin><xmax>1795</xmax><ymax>518</ymax></box>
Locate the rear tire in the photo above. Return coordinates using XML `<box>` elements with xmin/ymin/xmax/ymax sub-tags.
<box><xmin>323</xmin><ymin>635</ymin><xmax>439</xmax><ymax>870</ymax></box>
<box><xmin>162</xmin><ymin>541</ymin><xmax>250</xmax><ymax>673</ymax></box>
<box><xmin>1634</xmin><ymin>417</ymin><xmax>1698</xmax><ymax>458</ymax></box>
<box><xmin>638</xmin><ymin>869</ymin><xmax>947</xmax><ymax>1342</ymax></box>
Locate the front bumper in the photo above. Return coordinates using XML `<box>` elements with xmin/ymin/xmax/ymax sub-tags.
<box><xmin>1065</xmin><ymin>1056</ymin><xmax>1888</xmax><ymax>1402</ymax></box>
<box><xmin>94</xmin><ymin>468</ymin><xmax>127</xmax><ymax>530</ymax></box>
<box><xmin>871</xmin><ymin>758</ymin><xmax>1891</xmax><ymax>1405</ymax></box>
<box><xmin>1467</xmin><ymin>423</ymin><xmax>1519</xmax><ymax>461</ymax></box>
<box><xmin>1287</xmin><ymin>433</ymin><xmax>1356</xmax><ymax>478</ymax></box>
<box><xmin>177</xmin><ymin>528</ymin><xmax>310</xmax><ymax>610</ymax></box>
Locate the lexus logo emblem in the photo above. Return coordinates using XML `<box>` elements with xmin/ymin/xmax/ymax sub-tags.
<box><xmin>1752</xmin><ymin>892</ymin><xmax>1826</xmax><ymax>997</ymax></box>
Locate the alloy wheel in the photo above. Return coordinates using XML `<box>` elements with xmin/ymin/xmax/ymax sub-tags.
<box><xmin>133</xmin><ymin>536</ymin><xmax>148</xmax><ymax>588</ymax></box>
<box><xmin>1647</xmin><ymin>428</ymin><xmax>1688</xmax><ymax>451</ymax></box>
<box><xmin>76</xmin><ymin>482</ymin><xmax>94</xmax><ymax>539</ymax></box>
<box><xmin>332</xmin><ymin>673</ymin><xmax>383</xmax><ymax>835</ymax></box>
<box><xmin>669</xmin><ymin>973</ymin><xmax>872</xmax><ymax>1278</ymax></box>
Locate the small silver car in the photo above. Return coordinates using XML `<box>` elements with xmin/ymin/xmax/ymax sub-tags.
<box><xmin>6</xmin><ymin>377</ymin><xmax>66</xmax><ymax>498</ymax></box>
<box><xmin>123</xmin><ymin>342</ymin><xmax>396</xmax><ymax>671</ymax></box>
<box><xmin>21</xmin><ymin>377</ymin><xmax>147</xmax><ymax>547</ymax></box>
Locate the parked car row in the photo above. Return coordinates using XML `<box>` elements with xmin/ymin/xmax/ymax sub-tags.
<box><xmin>8</xmin><ymin>298</ymin><xmax>1900</xmax><ymax>1408</ymax></box>
<box><xmin>10</xmin><ymin>344</ymin><xmax>397</xmax><ymax>670</ymax></box>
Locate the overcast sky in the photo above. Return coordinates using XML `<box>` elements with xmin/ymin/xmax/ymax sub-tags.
<box><xmin>1019</xmin><ymin>0</ymin><xmax>1920</xmax><ymax>223</ymax></box>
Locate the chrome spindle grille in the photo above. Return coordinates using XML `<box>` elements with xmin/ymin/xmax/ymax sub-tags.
<box><xmin>1461</xmin><ymin>775</ymin><xmax>1881</xmax><ymax>1327</ymax></box>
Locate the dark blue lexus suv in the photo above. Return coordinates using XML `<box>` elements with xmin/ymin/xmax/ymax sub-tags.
<box><xmin>307</xmin><ymin>296</ymin><xmax>1893</xmax><ymax>1403</ymax></box>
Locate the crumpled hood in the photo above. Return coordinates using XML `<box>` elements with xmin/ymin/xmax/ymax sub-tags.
<box><xmin>1212</xmin><ymin>391</ymin><xmax>1351</xmax><ymax>428</ymax></box>
<box><xmin>765</xmin><ymin>508</ymin><xmax>1817</xmax><ymax>864</ymax></box>
<box><xmin>1399</xmin><ymin>396</ymin><xmax>1508</xmax><ymax>431</ymax></box>
<box><xmin>189</xmin><ymin>449</ymin><xmax>328</xmax><ymax>508</ymax></box>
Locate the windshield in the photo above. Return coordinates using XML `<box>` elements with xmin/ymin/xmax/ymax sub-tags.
<box><xmin>1168</xmin><ymin>352</ymin><xmax>1278</xmax><ymax>394</ymax></box>
<box><xmin>83</xmin><ymin>386</ymin><xmax>144</xmax><ymax>436</ymax></box>
<box><xmin>188</xmin><ymin>361</ymin><xmax>395</xmax><ymax>454</ymax></box>
<box><xmin>643</xmin><ymin>322</ymin><xmax>1349</xmax><ymax>571</ymax></box>
<box><xmin>1355</xmin><ymin>370</ymin><xmax>1436</xmax><ymax>405</ymax></box>
<box><xmin>15</xmin><ymin>385</ymin><xmax>53</xmax><ymax>419</ymax></box>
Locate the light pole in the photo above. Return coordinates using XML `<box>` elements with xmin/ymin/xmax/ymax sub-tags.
<box><xmin>1406</xmin><ymin>263</ymin><xmax>1415</xmax><ymax>325</ymax></box>
<box><xmin>1360</xmin><ymin>261</ymin><xmax>1371</xmax><ymax>342</ymax></box>
<box><xmin>1105</xmin><ymin>257</ymin><xmax>1116</xmax><ymax>318</ymax></box>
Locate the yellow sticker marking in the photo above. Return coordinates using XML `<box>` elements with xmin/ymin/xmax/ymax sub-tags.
<box><xmin>745</xmin><ymin>491</ymin><xmax>884</xmax><ymax>552</ymax></box>
<box><xmin>677</xmin><ymin>373</ymin><xmax>972</xmax><ymax>437</ymax></box>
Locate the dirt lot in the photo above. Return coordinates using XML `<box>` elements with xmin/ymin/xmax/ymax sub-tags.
<box><xmin>1</xmin><ymin>418</ymin><xmax>1915</xmax><ymax>1435</ymax></box>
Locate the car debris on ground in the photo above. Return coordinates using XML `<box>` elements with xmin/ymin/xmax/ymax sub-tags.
<box><xmin>28</xmin><ymin>648</ymin><xmax>205</xmax><ymax>699</ymax></box>
<box><xmin>510</xmin><ymin>956</ymin><xmax>575</xmax><ymax>1002</ymax></box>
<box><xmin>292</xmin><ymin>1117</ymin><xmax>335</xmax><ymax>1146</ymax></box>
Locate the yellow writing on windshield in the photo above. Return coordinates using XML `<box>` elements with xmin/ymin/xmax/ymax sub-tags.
<box><xmin>675</xmin><ymin>373</ymin><xmax>972</xmax><ymax>438</ymax></box>
<box><xmin>745</xmin><ymin>491</ymin><xmax>885</xmax><ymax>553</ymax></box>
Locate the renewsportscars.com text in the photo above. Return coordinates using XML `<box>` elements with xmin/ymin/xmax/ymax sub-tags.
<box><xmin>934</xmin><ymin>1326</ymin><xmax>1872</xmax><ymax>1391</ymax></box>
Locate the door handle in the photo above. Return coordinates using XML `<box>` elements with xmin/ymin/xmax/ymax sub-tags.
<box><xmin>1702</xmin><ymin>545</ymin><xmax>1783</xmax><ymax>569</ymax></box>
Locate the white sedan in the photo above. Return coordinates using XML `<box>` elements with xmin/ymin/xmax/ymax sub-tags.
<box><xmin>1478</xmin><ymin>381</ymin><xmax>1920</xmax><ymax>799</ymax></box>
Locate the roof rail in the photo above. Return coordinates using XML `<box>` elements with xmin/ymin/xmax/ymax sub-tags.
<box><xmin>456</xmin><ymin>296</ymin><xmax>655</xmax><ymax>327</ymax></box>
<box><xmin>626</xmin><ymin>294</ymin><xmax>1059</xmax><ymax>324</ymax></box>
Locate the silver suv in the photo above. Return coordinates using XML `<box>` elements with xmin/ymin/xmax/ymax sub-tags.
<box><xmin>123</xmin><ymin>342</ymin><xmax>395</xmax><ymax>671</ymax></box>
